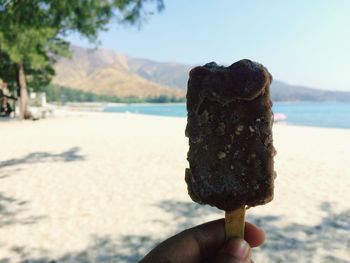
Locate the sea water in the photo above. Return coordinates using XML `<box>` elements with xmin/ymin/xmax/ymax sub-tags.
<box><xmin>104</xmin><ymin>102</ymin><xmax>350</xmax><ymax>129</ymax></box>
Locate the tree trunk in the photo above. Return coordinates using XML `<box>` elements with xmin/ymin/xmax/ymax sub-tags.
<box><xmin>16</xmin><ymin>62</ymin><xmax>31</xmax><ymax>119</ymax></box>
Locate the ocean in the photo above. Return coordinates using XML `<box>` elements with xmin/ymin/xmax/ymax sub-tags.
<box><xmin>104</xmin><ymin>102</ymin><xmax>350</xmax><ymax>129</ymax></box>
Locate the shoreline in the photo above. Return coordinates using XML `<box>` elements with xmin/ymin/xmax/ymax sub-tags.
<box><xmin>59</xmin><ymin>101</ymin><xmax>350</xmax><ymax>130</ymax></box>
<box><xmin>2</xmin><ymin>107</ymin><xmax>350</xmax><ymax>131</ymax></box>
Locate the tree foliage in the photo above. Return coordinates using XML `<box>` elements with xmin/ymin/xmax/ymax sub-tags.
<box><xmin>44</xmin><ymin>85</ymin><xmax>185</xmax><ymax>104</ymax></box>
<box><xmin>0</xmin><ymin>0</ymin><xmax>165</xmax><ymax>62</ymax></box>
<box><xmin>0</xmin><ymin>0</ymin><xmax>164</xmax><ymax>118</ymax></box>
<box><xmin>0</xmin><ymin>50</ymin><xmax>55</xmax><ymax>95</ymax></box>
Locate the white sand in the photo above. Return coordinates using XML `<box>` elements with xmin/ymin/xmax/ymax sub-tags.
<box><xmin>0</xmin><ymin>112</ymin><xmax>349</xmax><ymax>262</ymax></box>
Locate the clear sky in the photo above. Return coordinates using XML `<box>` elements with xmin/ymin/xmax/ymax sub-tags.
<box><xmin>68</xmin><ymin>0</ymin><xmax>350</xmax><ymax>91</ymax></box>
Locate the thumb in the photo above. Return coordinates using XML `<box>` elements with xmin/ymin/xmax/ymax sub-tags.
<box><xmin>214</xmin><ymin>238</ymin><xmax>252</xmax><ymax>263</ymax></box>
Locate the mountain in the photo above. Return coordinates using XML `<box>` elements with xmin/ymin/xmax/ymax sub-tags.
<box><xmin>270</xmin><ymin>81</ymin><xmax>350</xmax><ymax>102</ymax></box>
<box><xmin>127</xmin><ymin>57</ymin><xmax>191</xmax><ymax>90</ymax></box>
<box><xmin>128</xmin><ymin>60</ymin><xmax>350</xmax><ymax>101</ymax></box>
<box><xmin>54</xmin><ymin>46</ymin><xmax>350</xmax><ymax>101</ymax></box>
<box><xmin>53</xmin><ymin>46</ymin><xmax>185</xmax><ymax>99</ymax></box>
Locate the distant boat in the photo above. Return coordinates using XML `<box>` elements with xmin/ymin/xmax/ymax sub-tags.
<box><xmin>274</xmin><ymin>113</ymin><xmax>287</xmax><ymax>122</ymax></box>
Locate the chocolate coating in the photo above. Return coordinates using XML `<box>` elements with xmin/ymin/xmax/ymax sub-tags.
<box><xmin>185</xmin><ymin>59</ymin><xmax>276</xmax><ymax>211</ymax></box>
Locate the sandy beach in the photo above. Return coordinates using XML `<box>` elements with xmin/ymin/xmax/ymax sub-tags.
<box><xmin>0</xmin><ymin>111</ymin><xmax>349</xmax><ymax>263</ymax></box>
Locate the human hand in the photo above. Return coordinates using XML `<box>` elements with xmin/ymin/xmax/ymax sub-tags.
<box><xmin>140</xmin><ymin>219</ymin><xmax>265</xmax><ymax>263</ymax></box>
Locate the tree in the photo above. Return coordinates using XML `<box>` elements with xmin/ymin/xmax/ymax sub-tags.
<box><xmin>0</xmin><ymin>51</ymin><xmax>16</xmax><ymax>92</ymax></box>
<box><xmin>0</xmin><ymin>0</ymin><xmax>164</xmax><ymax>119</ymax></box>
<box><xmin>0</xmin><ymin>50</ymin><xmax>55</xmax><ymax>96</ymax></box>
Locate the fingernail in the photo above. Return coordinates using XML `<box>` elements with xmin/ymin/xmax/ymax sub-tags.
<box><xmin>224</xmin><ymin>238</ymin><xmax>250</xmax><ymax>259</ymax></box>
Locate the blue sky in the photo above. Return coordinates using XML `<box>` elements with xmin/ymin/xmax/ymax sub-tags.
<box><xmin>68</xmin><ymin>0</ymin><xmax>350</xmax><ymax>91</ymax></box>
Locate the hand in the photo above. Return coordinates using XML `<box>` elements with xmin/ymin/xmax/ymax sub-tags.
<box><xmin>140</xmin><ymin>219</ymin><xmax>265</xmax><ymax>263</ymax></box>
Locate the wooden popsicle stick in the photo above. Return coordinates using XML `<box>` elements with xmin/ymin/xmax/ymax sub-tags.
<box><xmin>225</xmin><ymin>206</ymin><xmax>246</xmax><ymax>239</ymax></box>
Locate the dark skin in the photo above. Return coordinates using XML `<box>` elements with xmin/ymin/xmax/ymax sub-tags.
<box><xmin>140</xmin><ymin>219</ymin><xmax>265</xmax><ymax>263</ymax></box>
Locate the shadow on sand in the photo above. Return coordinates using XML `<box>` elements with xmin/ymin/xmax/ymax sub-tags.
<box><xmin>0</xmin><ymin>146</ymin><xmax>86</xmax><ymax>185</ymax></box>
<box><xmin>1</xmin><ymin>147</ymin><xmax>86</xmax><ymax>230</ymax></box>
<box><xmin>0</xmin><ymin>146</ymin><xmax>87</xmax><ymax>262</ymax></box>
<box><xmin>0</xmin><ymin>147</ymin><xmax>85</xmax><ymax>170</ymax></box>
<box><xmin>6</xmin><ymin>200</ymin><xmax>349</xmax><ymax>263</ymax></box>
<box><xmin>1</xmin><ymin>147</ymin><xmax>86</xmax><ymax>225</ymax></box>
<box><xmin>6</xmin><ymin>235</ymin><xmax>155</xmax><ymax>263</ymax></box>
<box><xmin>0</xmin><ymin>192</ymin><xmax>47</xmax><ymax>228</ymax></box>
<box><xmin>153</xmin><ymin>200</ymin><xmax>350</xmax><ymax>262</ymax></box>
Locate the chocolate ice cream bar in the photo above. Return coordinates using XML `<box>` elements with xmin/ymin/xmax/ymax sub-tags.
<box><xmin>185</xmin><ymin>59</ymin><xmax>276</xmax><ymax>211</ymax></box>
